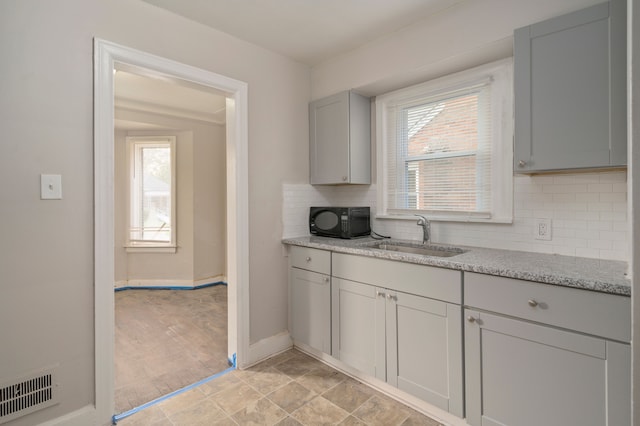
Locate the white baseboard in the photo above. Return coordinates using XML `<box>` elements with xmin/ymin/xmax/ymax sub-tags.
<box><xmin>194</xmin><ymin>275</ymin><xmax>226</xmax><ymax>286</ymax></box>
<box><xmin>114</xmin><ymin>275</ymin><xmax>227</xmax><ymax>289</ymax></box>
<box><xmin>293</xmin><ymin>342</ymin><xmax>469</xmax><ymax>426</ymax></box>
<box><xmin>246</xmin><ymin>332</ymin><xmax>293</xmax><ymax>367</ymax></box>
<box><xmin>39</xmin><ymin>405</ymin><xmax>97</xmax><ymax>426</ymax></box>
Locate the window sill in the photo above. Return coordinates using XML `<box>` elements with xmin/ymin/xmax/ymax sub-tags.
<box><xmin>125</xmin><ymin>246</ymin><xmax>177</xmax><ymax>253</ymax></box>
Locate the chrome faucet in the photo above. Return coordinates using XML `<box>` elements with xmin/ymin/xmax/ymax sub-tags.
<box><xmin>415</xmin><ymin>215</ymin><xmax>430</xmax><ymax>245</ymax></box>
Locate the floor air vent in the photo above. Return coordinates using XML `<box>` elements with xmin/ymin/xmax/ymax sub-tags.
<box><xmin>0</xmin><ymin>367</ymin><xmax>59</xmax><ymax>424</ymax></box>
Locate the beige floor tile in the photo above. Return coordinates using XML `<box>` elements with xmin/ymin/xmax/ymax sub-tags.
<box><xmin>241</xmin><ymin>366</ymin><xmax>294</xmax><ymax>394</ymax></box>
<box><xmin>115</xmin><ymin>286</ymin><xmax>229</xmax><ymax>413</ymax></box>
<box><xmin>232</xmin><ymin>397</ymin><xmax>288</xmax><ymax>425</ymax></box>
<box><xmin>199</xmin><ymin>371</ymin><xmax>242</xmax><ymax>396</ymax></box>
<box><xmin>213</xmin><ymin>382</ymin><xmax>263</xmax><ymax>415</ymax></box>
<box><xmin>274</xmin><ymin>353</ymin><xmax>326</xmax><ymax>379</ymax></box>
<box><xmin>166</xmin><ymin>397</ymin><xmax>232</xmax><ymax>426</ymax></box>
<box><xmin>352</xmin><ymin>395</ymin><xmax>411</xmax><ymax>426</ymax></box>
<box><xmin>275</xmin><ymin>416</ymin><xmax>305</xmax><ymax>426</ymax></box>
<box><xmin>291</xmin><ymin>396</ymin><xmax>350</xmax><ymax>425</ymax></box>
<box><xmin>322</xmin><ymin>379</ymin><xmax>374</xmax><ymax>413</ymax></box>
<box><xmin>157</xmin><ymin>388</ymin><xmax>206</xmax><ymax>417</ymax></box>
<box><xmin>267</xmin><ymin>381</ymin><xmax>316</xmax><ymax>413</ymax></box>
<box><xmin>400</xmin><ymin>412</ymin><xmax>443</xmax><ymax>426</ymax></box>
<box><xmin>296</xmin><ymin>367</ymin><xmax>348</xmax><ymax>394</ymax></box>
<box><xmin>338</xmin><ymin>416</ymin><xmax>367</xmax><ymax>426</ymax></box>
<box><xmin>116</xmin><ymin>405</ymin><xmax>172</xmax><ymax>426</ymax></box>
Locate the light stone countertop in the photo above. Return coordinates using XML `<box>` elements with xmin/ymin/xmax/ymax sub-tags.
<box><xmin>282</xmin><ymin>236</ymin><xmax>631</xmax><ymax>297</ymax></box>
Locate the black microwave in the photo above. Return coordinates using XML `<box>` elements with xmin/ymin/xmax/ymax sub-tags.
<box><xmin>309</xmin><ymin>207</ymin><xmax>371</xmax><ymax>239</ymax></box>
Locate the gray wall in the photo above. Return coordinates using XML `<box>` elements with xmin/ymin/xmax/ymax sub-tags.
<box><xmin>0</xmin><ymin>0</ymin><xmax>309</xmax><ymax>423</ymax></box>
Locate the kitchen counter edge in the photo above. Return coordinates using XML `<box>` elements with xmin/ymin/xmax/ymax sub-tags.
<box><xmin>282</xmin><ymin>236</ymin><xmax>631</xmax><ymax>297</ymax></box>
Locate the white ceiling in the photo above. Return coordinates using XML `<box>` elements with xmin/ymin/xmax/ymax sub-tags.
<box><xmin>114</xmin><ymin>69</ymin><xmax>227</xmax><ymax>130</ymax></box>
<box><xmin>141</xmin><ymin>0</ymin><xmax>466</xmax><ymax>66</ymax></box>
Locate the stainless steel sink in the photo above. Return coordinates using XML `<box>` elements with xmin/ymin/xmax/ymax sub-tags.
<box><xmin>370</xmin><ymin>242</ymin><xmax>465</xmax><ymax>257</ymax></box>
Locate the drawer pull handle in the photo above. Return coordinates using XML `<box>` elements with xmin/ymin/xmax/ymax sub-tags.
<box><xmin>306</xmin><ymin>257</ymin><xmax>312</xmax><ymax>262</ymax></box>
<box><xmin>528</xmin><ymin>299</ymin><xmax>538</xmax><ymax>307</ymax></box>
<box><xmin>376</xmin><ymin>291</ymin><xmax>386</xmax><ymax>298</ymax></box>
<box><xmin>467</xmin><ymin>316</ymin><xmax>476</xmax><ymax>323</ymax></box>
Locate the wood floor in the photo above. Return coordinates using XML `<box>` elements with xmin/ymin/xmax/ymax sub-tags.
<box><xmin>115</xmin><ymin>285</ymin><xmax>229</xmax><ymax>413</ymax></box>
<box><xmin>117</xmin><ymin>349</ymin><xmax>444</xmax><ymax>426</ymax></box>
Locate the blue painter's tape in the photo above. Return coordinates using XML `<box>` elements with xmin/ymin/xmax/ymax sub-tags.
<box><xmin>227</xmin><ymin>353</ymin><xmax>237</xmax><ymax>368</ymax></box>
<box><xmin>114</xmin><ymin>281</ymin><xmax>227</xmax><ymax>292</ymax></box>
<box><xmin>112</xmin><ymin>365</ymin><xmax>236</xmax><ymax>423</ymax></box>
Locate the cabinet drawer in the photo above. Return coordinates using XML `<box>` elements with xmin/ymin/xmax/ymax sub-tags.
<box><xmin>289</xmin><ymin>246</ymin><xmax>331</xmax><ymax>274</ymax></box>
<box><xmin>465</xmin><ymin>272</ymin><xmax>630</xmax><ymax>342</ymax></box>
<box><xmin>332</xmin><ymin>253</ymin><xmax>461</xmax><ymax>304</ymax></box>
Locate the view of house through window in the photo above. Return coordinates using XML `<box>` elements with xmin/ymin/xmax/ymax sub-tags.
<box><xmin>403</xmin><ymin>88</ymin><xmax>490</xmax><ymax>212</ymax></box>
<box><xmin>127</xmin><ymin>136</ymin><xmax>176</xmax><ymax>247</ymax></box>
<box><xmin>377</xmin><ymin>59</ymin><xmax>513</xmax><ymax>222</ymax></box>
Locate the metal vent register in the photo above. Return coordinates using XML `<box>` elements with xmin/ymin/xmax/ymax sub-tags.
<box><xmin>0</xmin><ymin>367</ymin><xmax>59</xmax><ymax>424</ymax></box>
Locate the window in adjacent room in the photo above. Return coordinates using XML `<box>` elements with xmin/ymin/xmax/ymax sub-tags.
<box><xmin>376</xmin><ymin>59</ymin><xmax>513</xmax><ymax>223</ymax></box>
<box><xmin>126</xmin><ymin>136</ymin><xmax>177</xmax><ymax>252</ymax></box>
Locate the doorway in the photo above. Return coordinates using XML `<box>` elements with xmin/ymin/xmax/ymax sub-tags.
<box><xmin>112</xmin><ymin>68</ymin><xmax>229</xmax><ymax>413</ymax></box>
<box><xmin>94</xmin><ymin>39</ymin><xmax>250</xmax><ymax>424</ymax></box>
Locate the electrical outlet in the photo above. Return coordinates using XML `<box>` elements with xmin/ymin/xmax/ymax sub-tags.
<box><xmin>534</xmin><ymin>218</ymin><xmax>552</xmax><ymax>241</ymax></box>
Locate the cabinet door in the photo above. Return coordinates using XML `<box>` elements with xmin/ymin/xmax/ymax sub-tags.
<box><xmin>309</xmin><ymin>91</ymin><xmax>350</xmax><ymax>184</ymax></box>
<box><xmin>514</xmin><ymin>0</ymin><xmax>626</xmax><ymax>172</ymax></box>
<box><xmin>290</xmin><ymin>267</ymin><xmax>331</xmax><ymax>354</ymax></box>
<box><xmin>465</xmin><ymin>309</ymin><xmax>630</xmax><ymax>426</ymax></box>
<box><xmin>331</xmin><ymin>277</ymin><xmax>386</xmax><ymax>380</ymax></box>
<box><xmin>386</xmin><ymin>291</ymin><xmax>463</xmax><ymax>417</ymax></box>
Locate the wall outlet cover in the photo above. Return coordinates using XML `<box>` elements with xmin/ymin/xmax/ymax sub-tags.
<box><xmin>534</xmin><ymin>218</ymin><xmax>552</xmax><ymax>241</ymax></box>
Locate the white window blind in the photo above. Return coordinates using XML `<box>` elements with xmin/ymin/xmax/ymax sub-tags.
<box><xmin>377</xmin><ymin>59</ymin><xmax>513</xmax><ymax>223</ymax></box>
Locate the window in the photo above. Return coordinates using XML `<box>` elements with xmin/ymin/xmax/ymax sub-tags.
<box><xmin>126</xmin><ymin>136</ymin><xmax>176</xmax><ymax>251</ymax></box>
<box><xmin>376</xmin><ymin>59</ymin><xmax>513</xmax><ymax>222</ymax></box>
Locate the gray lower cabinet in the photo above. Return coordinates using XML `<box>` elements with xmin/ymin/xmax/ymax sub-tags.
<box><xmin>464</xmin><ymin>272</ymin><xmax>631</xmax><ymax>426</ymax></box>
<box><xmin>289</xmin><ymin>246</ymin><xmax>331</xmax><ymax>354</ymax></box>
<box><xmin>513</xmin><ymin>0</ymin><xmax>626</xmax><ymax>172</ymax></box>
<box><xmin>331</xmin><ymin>253</ymin><xmax>464</xmax><ymax>417</ymax></box>
<box><xmin>464</xmin><ymin>309</ymin><xmax>630</xmax><ymax>426</ymax></box>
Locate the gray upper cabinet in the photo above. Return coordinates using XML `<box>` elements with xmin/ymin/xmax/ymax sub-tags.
<box><xmin>514</xmin><ymin>0</ymin><xmax>626</xmax><ymax>172</ymax></box>
<box><xmin>309</xmin><ymin>90</ymin><xmax>371</xmax><ymax>184</ymax></box>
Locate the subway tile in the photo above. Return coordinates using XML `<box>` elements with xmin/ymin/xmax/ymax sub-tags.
<box><xmin>587</xmin><ymin>183</ymin><xmax>613</xmax><ymax>193</ymax></box>
<box><xmin>599</xmin><ymin>192</ymin><xmax>626</xmax><ymax>203</ymax></box>
<box><xmin>599</xmin><ymin>230</ymin><xmax>627</xmax><ymax>241</ymax></box>
<box><xmin>598</xmin><ymin>172</ymin><xmax>627</xmax><ymax>183</ymax></box>
<box><xmin>575</xmin><ymin>247</ymin><xmax>601</xmax><ymax>258</ymax></box>
<box><xmin>588</xmin><ymin>239</ymin><xmax>613</xmax><ymax>250</ymax></box>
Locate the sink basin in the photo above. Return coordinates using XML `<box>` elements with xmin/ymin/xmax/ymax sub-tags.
<box><xmin>370</xmin><ymin>242</ymin><xmax>465</xmax><ymax>257</ymax></box>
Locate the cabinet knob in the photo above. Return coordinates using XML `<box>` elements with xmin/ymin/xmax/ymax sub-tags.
<box><xmin>376</xmin><ymin>291</ymin><xmax>385</xmax><ymax>298</ymax></box>
<box><xmin>306</xmin><ymin>257</ymin><xmax>312</xmax><ymax>262</ymax></box>
<box><xmin>386</xmin><ymin>294</ymin><xmax>397</xmax><ymax>301</ymax></box>
<box><xmin>323</xmin><ymin>277</ymin><xmax>329</xmax><ymax>283</ymax></box>
<box><xmin>528</xmin><ymin>299</ymin><xmax>539</xmax><ymax>307</ymax></box>
<box><xmin>518</xmin><ymin>160</ymin><xmax>527</xmax><ymax>167</ymax></box>
<box><xmin>467</xmin><ymin>316</ymin><xmax>476</xmax><ymax>323</ymax></box>
<box><xmin>342</xmin><ymin>176</ymin><xmax>348</xmax><ymax>181</ymax></box>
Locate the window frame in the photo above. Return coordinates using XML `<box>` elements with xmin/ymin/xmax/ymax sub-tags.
<box><xmin>125</xmin><ymin>135</ymin><xmax>177</xmax><ymax>253</ymax></box>
<box><xmin>375</xmin><ymin>58</ymin><xmax>514</xmax><ymax>223</ymax></box>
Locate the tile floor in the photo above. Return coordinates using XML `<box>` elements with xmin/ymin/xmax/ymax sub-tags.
<box><xmin>115</xmin><ymin>285</ymin><xmax>229</xmax><ymax>413</ymax></box>
<box><xmin>117</xmin><ymin>349</ymin><xmax>443</xmax><ymax>426</ymax></box>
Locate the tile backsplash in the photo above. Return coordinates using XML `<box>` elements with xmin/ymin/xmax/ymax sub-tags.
<box><xmin>283</xmin><ymin>170</ymin><xmax>628</xmax><ymax>261</ymax></box>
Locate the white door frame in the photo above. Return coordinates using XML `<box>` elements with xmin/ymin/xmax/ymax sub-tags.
<box><xmin>93</xmin><ymin>38</ymin><xmax>249</xmax><ymax>424</ymax></box>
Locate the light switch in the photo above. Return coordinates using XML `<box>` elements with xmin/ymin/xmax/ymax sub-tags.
<box><xmin>41</xmin><ymin>174</ymin><xmax>62</xmax><ymax>200</ymax></box>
